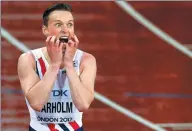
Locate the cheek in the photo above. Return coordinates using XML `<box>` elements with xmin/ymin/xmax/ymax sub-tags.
<box><xmin>71</xmin><ymin>27</ymin><xmax>74</xmax><ymax>34</ymax></box>
<box><xmin>69</xmin><ymin>29</ymin><xmax>75</xmax><ymax>38</ymax></box>
<box><xmin>48</xmin><ymin>27</ymin><xmax>60</xmax><ymax>36</ymax></box>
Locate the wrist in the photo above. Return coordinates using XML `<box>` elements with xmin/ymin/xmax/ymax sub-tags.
<box><xmin>65</xmin><ymin>61</ymin><xmax>73</xmax><ymax>68</ymax></box>
<box><xmin>65</xmin><ymin>63</ymin><xmax>74</xmax><ymax>72</ymax></box>
<box><xmin>50</xmin><ymin>64</ymin><xmax>60</xmax><ymax>72</ymax></box>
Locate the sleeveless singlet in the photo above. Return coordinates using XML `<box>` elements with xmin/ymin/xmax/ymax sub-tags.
<box><xmin>26</xmin><ymin>48</ymin><xmax>84</xmax><ymax>131</ymax></box>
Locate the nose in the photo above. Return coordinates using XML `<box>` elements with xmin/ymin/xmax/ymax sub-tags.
<box><xmin>61</xmin><ymin>24</ymin><xmax>69</xmax><ymax>34</ymax></box>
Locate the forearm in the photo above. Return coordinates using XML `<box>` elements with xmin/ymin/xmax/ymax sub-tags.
<box><xmin>27</xmin><ymin>65</ymin><xmax>59</xmax><ymax>110</ymax></box>
<box><xmin>66</xmin><ymin>65</ymin><xmax>93</xmax><ymax>112</ymax></box>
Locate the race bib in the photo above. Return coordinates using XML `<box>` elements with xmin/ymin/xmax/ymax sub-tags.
<box><xmin>36</xmin><ymin>98</ymin><xmax>75</xmax><ymax>123</ymax></box>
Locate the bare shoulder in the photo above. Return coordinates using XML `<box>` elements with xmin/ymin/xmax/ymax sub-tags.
<box><xmin>79</xmin><ymin>51</ymin><xmax>97</xmax><ymax>74</ymax></box>
<box><xmin>81</xmin><ymin>51</ymin><xmax>96</xmax><ymax>66</ymax></box>
<box><xmin>18</xmin><ymin>47</ymin><xmax>44</xmax><ymax>67</ymax></box>
<box><xmin>18</xmin><ymin>51</ymin><xmax>35</xmax><ymax>69</ymax></box>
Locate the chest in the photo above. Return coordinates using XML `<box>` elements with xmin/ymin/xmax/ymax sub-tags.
<box><xmin>51</xmin><ymin>70</ymin><xmax>72</xmax><ymax>99</ymax></box>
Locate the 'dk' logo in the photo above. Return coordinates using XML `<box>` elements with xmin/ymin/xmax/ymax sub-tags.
<box><xmin>52</xmin><ymin>90</ymin><xmax>68</xmax><ymax>97</ymax></box>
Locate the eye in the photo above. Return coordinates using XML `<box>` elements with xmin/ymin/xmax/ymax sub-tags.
<box><xmin>67</xmin><ymin>23</ymin><xmax>73</xmax><ymax>28</ymax></box>
<box><xmin>55</xmin><ymin>23</ymin><xmax>61</xmax><ymax>27</ymax></box>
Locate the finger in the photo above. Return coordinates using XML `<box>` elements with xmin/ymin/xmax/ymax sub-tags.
<box><xmin>63</xmin><ymin>43</ymin><xmax>67</xmax><ymax>51</ymax></box>
<box><xmin>59</xmin><ymin>42</ymin><xmax>65</xmax><ymax>49</ymax></box>
<box><xmin>45</xmin><ymin>36</ymin><xmax>52</xmax><ymax>47</ymax></box>
<box><xmin>73</xmin><ymin>34</ymin><xmax>79</xmax><ymax>47</ymax></box>
<box><xmin>68</xmin><ymin>40</ymin><xmax>75</xmax><ymax>47</ymax></box>
<box><xmin>59</xmin><ymin>41</ymin><xmax>63</xmax><ymax>48</ymax></box>
<box><xmin>71</xmin><ymin>34</ymin><xmax>79</xmax><ymax>48</ymax></box>
<box><xmin>61</xmin><ymin>43</ymin><xmax>67</xmax><ymax>54</ymax></box>
<box><xmin>65</xmin><ymin>42</ymin><xmax>69</xmax><ymax>49</ymax></box>
<box><xmin>50</xmin><ymin>36</ymin><xmax>56</xmax><ymax>47</ymax></box>
<box><xmin>55</xmin><ymin>39</ymin><xmax>60</xmax><ymax>48</ymax></box>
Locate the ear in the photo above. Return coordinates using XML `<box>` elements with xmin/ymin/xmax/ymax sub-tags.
<box><xmin>42</xmin><ymin>25</ymin><xmax>49</xmax><ymax>36</ymax></box>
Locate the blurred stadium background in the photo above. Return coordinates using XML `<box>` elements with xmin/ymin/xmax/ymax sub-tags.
<box><xmin>2</xmin><ymin>1</ymin><xmax>192</xmax><ymax>131</ymax></box>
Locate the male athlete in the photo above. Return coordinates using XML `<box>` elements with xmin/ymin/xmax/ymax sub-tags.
<box><xmin>17</xmin><ymin>3</ymin><xmax>97</xmax><ymax>131</ymax></box>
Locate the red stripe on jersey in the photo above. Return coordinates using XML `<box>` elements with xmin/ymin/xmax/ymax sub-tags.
<box><xmin>69</xmin><ymin>121</ymin><xmax>80</xmax><ymax>130</ymax></box>
<box><xmin>38</xmin><ymin>57</ymin><xmax>46</xmax><ymax>76</ymax></box>
<box><xmin>48</xmin><ymin>124</ymin><xmax>59</xmax><ymax>131</ymax></box>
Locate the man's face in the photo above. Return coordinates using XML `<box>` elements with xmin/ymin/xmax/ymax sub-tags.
<box><xmin>44</xmin><ymin>10</ymin><xmax>74</xmax><ymax>40</ymax></box>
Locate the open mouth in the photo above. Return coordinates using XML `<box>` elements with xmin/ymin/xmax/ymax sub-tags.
<box><xmin>59</xmin><ymin>36</ymin><xmax>69</xmax><ymax>43</ymax></box>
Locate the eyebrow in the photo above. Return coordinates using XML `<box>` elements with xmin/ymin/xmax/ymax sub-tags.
<box><xmin>54</xmin><ymin>20</ymin><xmax>74</xmax><ymax>23</ymax></box>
